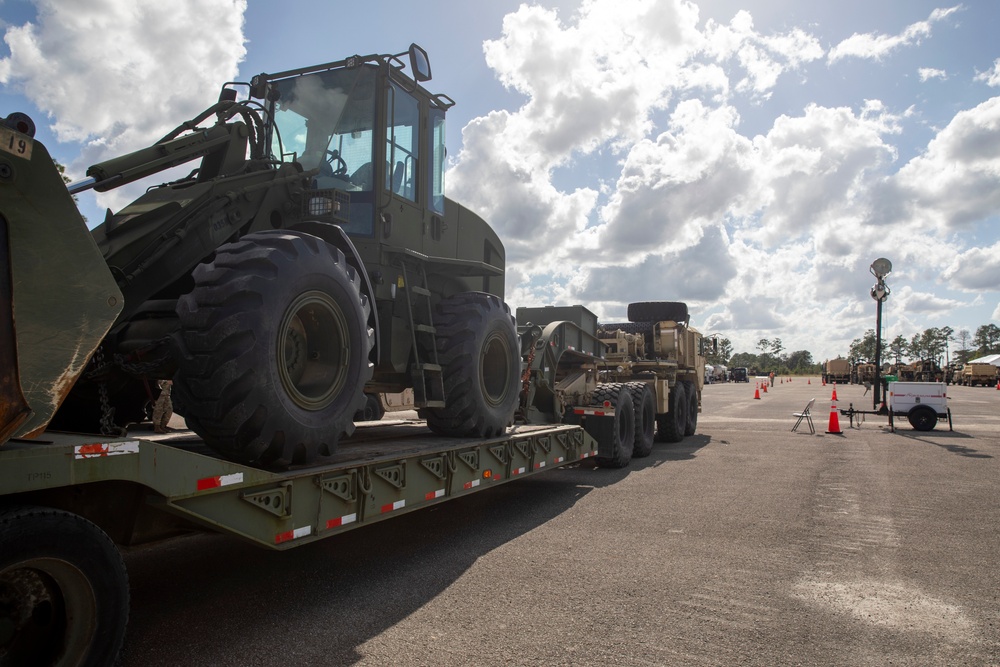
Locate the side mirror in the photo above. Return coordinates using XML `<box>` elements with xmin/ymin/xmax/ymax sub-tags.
<box><xmin>409</xmin><ymin>43</ymin><xmax>432</xmax><ymax>82</ymax></box>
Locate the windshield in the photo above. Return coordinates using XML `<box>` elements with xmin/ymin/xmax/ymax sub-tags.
<box><xmin>269</xmin><ymin>66</ymin><xmax>378</xmax><ymax>235</ymax></box>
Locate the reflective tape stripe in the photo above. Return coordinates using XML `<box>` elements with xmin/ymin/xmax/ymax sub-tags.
<box><xmin>326</xmin><ymin>514</ymin><xmax>357</xmax><ymax>529</ymax></box>
<box><xmin>463</xmin><ymin>479</ymin><xmax>480</xmax><ymax>490</ymax></box>
<box><xmin>74</xmin><ymin>441</ymin><xmax>140</xmax><ymax>459</ymax></box>
<box><xmin>425</xmin><ymin>489</ymin><xmax>445</xmax><ymax>500</ymax></box>
<box><xmin>196</xmin><ymin>472</ymin><xmax>244</xmax><ymax>491</ymax></box>
<box><xmin>534</xmin><ymin>461</ymin><xmax>546</xmax><ymax>470</ymax></box>
<box><xmin>512</xmin><ymin>466</ymin><xmax>526</xmax><ymax>476</ymax></box>
<box><xmin>381</xmin><ymin>499</ymin><xmax>405</xmax><ymax>513</ymax></box>
<box><xmin>275</xmin><ymin>525</ymin><xmax>312</xmax><ymax>544</ymax></box>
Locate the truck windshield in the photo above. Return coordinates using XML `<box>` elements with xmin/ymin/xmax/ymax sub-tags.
<box><xmin>269</xmin><ymin>66</ymin><xmax>378</xmax><ymax>235</ymax></box>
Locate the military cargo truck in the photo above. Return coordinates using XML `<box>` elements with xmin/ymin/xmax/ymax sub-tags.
<box><xmin>822</xmin><ymin>357</ymin><xmax>852</xmax><ymax>384</ymax></box>
<box><xmin>959</xmin><ymin>363</ymin><xmax>998</xmax><ymax>386</ymax></box>
<box><xmin>516</xmin><ymin>301</ymin><xmax>707</xmax><ymax>468</ymax></box>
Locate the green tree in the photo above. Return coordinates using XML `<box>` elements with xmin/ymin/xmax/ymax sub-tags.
<box><xmin>770</xmin><ymin>337</ymin><xmax>784</xmax><ymax>363</ymax></box>
<box><xmin>973</xmin><ymin>324</ymin><xmax>1000</xmax><ymax>355</ymax></box>
<box><xmin>849</xmin><ymin>329</ymin><xmax>877</xmax><ymax>363</ymax></box>
<box><xmin>784</xmin><ymin>349</ymin><xmax>814</xmax><ymax>372</ymax></box>
<box><xmin>756</xmin><ymin>338</ymin><xmax>771</xmax><ymax>369</ymax></box>
<box><xmin>707</xmin><ymin>337</ymin><xmax>733</xmax><ymax>366</ymax></box>
<box><xmin>955</xmin><ymin>329</ymin><xmax>972</xmax><ymax>364</ymax></box>
<box><xmin>888</xmin><ymin>335</ymin><xmax>908</xmax><ymax>365</ymax></box>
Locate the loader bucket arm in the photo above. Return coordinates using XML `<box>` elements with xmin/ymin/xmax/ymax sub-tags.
<box><xmin>0</xmin><ymin>127</ymin><xmax>123</xmax><ymax>444</ymax></box>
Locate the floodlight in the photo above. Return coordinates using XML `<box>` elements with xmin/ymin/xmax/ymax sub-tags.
<box><xmin>870</xmin><ymin>257</ymin><xmax>892</xmax><ymax>279</ymax></box>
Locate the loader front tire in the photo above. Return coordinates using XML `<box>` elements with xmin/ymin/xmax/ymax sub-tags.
<box><xmin>173</xmin><ymin>231</ymin><xmax>373</xmax><ymax>467</ymax></box>
<box><xmin>421</xmin><ymin>292</ymin><xmax>519</xmax><ymax>438</ymax></box>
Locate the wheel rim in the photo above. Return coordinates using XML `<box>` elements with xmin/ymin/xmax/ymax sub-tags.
<box><xmin>479</xmin><ymin>331</ymin><xmax>512</xmax><ymax>407</ymax></box>
<box><xmin>278</xmin><ymin>290</ymin><xmax>350</xmax><ymax>411</ymax></box>
<box><xmin>0</xmin><ymin>559</ymin><xmax>97</xmax><ymax>666</ymax></box>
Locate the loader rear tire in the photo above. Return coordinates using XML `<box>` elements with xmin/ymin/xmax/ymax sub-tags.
<box><xmin>656</xmin><ymin>382</ymin><xmax>687</xmax><ymax>443</ymax></box>
<box><xmin>0</xmin><ymin>505</ymin><xmax>129</xmax><ymax>667</ymax></box>
<box><xmin>594</xmin><ymin>383</ymin><xmax>635</xmax><ymax>468</ymax></box>
<box><xmin>627</xmin><ymin>382</ymin><xmax>656</xmax><ymax>458</ymax></box>
<box><xmin>173</xmin><ymin>231</ymin><xmax>373</xmax><ymax>467</ymax></box>
<box><xmin>422</xmin><ymin>292</ymin><xmax>519</xmax><ymax>438</ymax></box>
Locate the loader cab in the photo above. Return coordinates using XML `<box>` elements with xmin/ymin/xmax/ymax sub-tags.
<box><xmin>259</xmin><ymin>45</ymin><xmax>449</xmax><ymax>254</ymax></box>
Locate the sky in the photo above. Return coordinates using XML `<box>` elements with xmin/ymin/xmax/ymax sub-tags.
<box><xmin>1</xmin><ymin>0</ymin><xmax>998</xmax><ymax>362</ymax></box>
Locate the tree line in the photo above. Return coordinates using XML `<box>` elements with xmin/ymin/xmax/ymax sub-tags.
<box><xmin>848</xmin><ymin>324</ymin><xmax>1000</xmax><ymax>366</ymax></box>
<box><xmin>706</xmin><ymin>337</ymin><xmax>819</xmax><ymax>375</ymax></box>
<box><xmin>705</xmin><ymin>324</ymin><xmax>1000</xmax><ymax>376</ymax></box>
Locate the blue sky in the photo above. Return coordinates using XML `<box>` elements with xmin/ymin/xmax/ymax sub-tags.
<box><xmin>1</xmin><ymin>0</ymin><xmax>998</xmax><ymax>362</ymax></box>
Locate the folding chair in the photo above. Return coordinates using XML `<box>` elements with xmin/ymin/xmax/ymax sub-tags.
<box><xmin>792</xmin><ymin>398</ymin><xmax>816</xmax><ymax>434</ymax></box>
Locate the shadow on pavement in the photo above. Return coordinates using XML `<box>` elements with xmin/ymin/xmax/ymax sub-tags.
<box><xmin>118</xmin><ymin>431</ymin><xmax>712</xmax><ymax>666</ymax></box>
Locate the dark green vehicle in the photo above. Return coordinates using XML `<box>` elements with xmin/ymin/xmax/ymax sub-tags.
<box><xmin>10</xmin><ymin>44</ymin><xmax>519</xmax><ymax>468</ymax></box>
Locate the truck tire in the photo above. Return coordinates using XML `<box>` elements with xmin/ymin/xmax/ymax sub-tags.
<box><xmin>656</xmin><ymin>381</ymin><xmax>687</xmax><ymax>443</ymax></box>
<box><xmin>173</xmin><ymin>231</ymin><xmax>373</xmax><ymax>467</ymax></box>
<box><xmin>627</xmin><ymin>382</ymin><xmax>656</xmax><ymax>458</ymax></box>
<box><xmin>354</xmin><ymin>393</ymin><xmax>385</xmax><ymax>422</ymax></box>
<box><xmin>422</xmin><ymin>292</ymin><xmax>519</xmax><ymax>438</ymax></box>
<box><xmin>683</xmin><ymin>379</ymin><xmax>698</xmax><ymax>436</ymax></box>
<box><xmin>594</xmin><ymin>383</ymin><xmax>635</xmax><ymax>468</ymax></box>
<box><xmin>627</xmin><ymin>301</ymin><xmax>688</xmax><ymax>324</ymax></box>
<box><xmin>0</xmin><ymin>505</ymin><xmax>129</xmax><ymax>667</ymax></box>
<box><xmin>907</xmin><ymin>405</ymin><xmax>937</xmax><ymax>431</ymax></box>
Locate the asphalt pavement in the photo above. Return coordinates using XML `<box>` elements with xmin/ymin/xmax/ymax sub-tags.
<box><xmin>119</xmin><ymin>378</ymin><xmax>1000</xmax><ymax>666</ymax></box>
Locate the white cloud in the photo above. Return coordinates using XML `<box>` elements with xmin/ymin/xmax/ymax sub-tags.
<box><xmin>0</xmin><ymin>0</ymin><xmax>247</xmax><ymax>208</ymax></box>
<box><xmin>941</xmin><ymin>242</ymin><xmax>1000</xmax><ymax>291</ymax></box>
<box><xmin>827</xmin><ymin>5</ymin><xmax>962</xmax><ymax>63</ymax></box>
<box><xmin>974</xmin><ymin>58</ymin><xmax>1000</xmax><ymax>87</ymax></box>
<box><xmin>884</xmin><ymin>96</ymin><xmax>1000</xmax><ymax>229</ymax></box>
<box><xmin>918</xmin><ymin>67</ymin><xmax>947</xmax><ymax>82</ymax></box>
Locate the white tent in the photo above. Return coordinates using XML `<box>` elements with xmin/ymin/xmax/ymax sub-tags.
<box><xmin>967</xmin><ymin>354</ymin><xmax>1000</xmax><ymax>366</ymax></box>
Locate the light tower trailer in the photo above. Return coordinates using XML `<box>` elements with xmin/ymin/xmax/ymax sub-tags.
<box><xmin>885</xmin><ymin>381</ymin><xmax>953</xmax><ymax>432</ymax></box>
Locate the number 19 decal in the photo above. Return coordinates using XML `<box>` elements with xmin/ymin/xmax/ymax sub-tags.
<box><xmin>0</xmin><ymin>127</ymin><xmax>33</xmax><ymax>160</ymax></box>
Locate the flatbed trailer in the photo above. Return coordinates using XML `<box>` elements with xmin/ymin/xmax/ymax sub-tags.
<box><xmin>0</xmin><ymin>419</ymin><xmax>604</xmax><ymax>665</ymax></box>
<box><xmin>3</xmin><ymin>420</ymin><xmax>598</xmax><ymax>549</ymax></box>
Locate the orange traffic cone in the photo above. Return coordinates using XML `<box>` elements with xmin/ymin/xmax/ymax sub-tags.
<box><xmin>831</xmin><ymin>385</ymin><xmax>838</xmax><ymax>401</ymax></box>
<box><xmin>822</xmin><ymin>379</ymin><xmax>827</xmax><ymax>386</ymax></box>
<box><xmin>762</xmin><ymin>383</ymin><xmax>768</xmax><ymax>393</ymax></box>
<box><xmin>808</xmin><ymin>378</ymin><xmax>811</xmax><ymax>385</ymax></box>
<box><xmin>996</xmin><ymin>380</ymin><xmax>999</xmax><ymax>390</ymax></box>
<box><xmin>753</xmin><ymin>387</ymin><xmax>761</xmax><ymax>399</ymax></box>
<box><xmin>826</xmin><ymin>402</ymin><xmax>843</xmax><ymax>435</ymax></box>
<box><xmin>781</xmin><ymin>378</ymin><xmax>784</xmax><ymax>384</ymax></box>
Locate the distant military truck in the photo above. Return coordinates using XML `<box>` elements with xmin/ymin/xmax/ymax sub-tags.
<box><xmin>731</xmin><ymin>367</ymin><xmax>749</xmax><ymax>383</ymax></box>
<box><xmin>960</xmin><ymin>363</ymin><xmax>998</xmax><ymax>386</ymax></box>
<box><xmin>823</xmin><ymin>357</ymin><xmax>852</xmax><ymax>384</ymax></box>
<box><xmin>853</xmin><ymin>362</ymin><xmax>876</xmax><ymax>385</ymax></box>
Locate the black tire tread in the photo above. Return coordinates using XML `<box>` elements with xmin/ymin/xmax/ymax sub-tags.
<box><xmin>627</xmin><ymin>382</ymin><xmax>656</xmax><ymax>458</ymax></box>
<box><xmin>421</xmin><ymin>292</ymin><xmax>519</xmax><ymax>438</ymax></box>
<box><xmin>594</xmin><ymin>383</ymin><xmax>635</xmax><ymax>468</ymax></box>
<box><xmin>173</xmin><ymin>231</ymin><xmax>372</xmax><ymax>467</ymax></box>
<box><xmin>0</xmin><ymin>505</ymin><xmax>129</xmax><ymax>667</ymax></box>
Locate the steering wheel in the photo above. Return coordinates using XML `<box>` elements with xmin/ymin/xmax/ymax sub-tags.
<box><xmin>325</xmin><ymin>149</ymin><xmax>348</xmax><ymax>177</ymax></box>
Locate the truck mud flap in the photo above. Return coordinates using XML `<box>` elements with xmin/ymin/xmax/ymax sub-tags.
<box><xmin>563</xmin><ymin>408</ymin><xmax>618</xmax><ymax>458</ymax></box>
<box><xmin>0</xmin><ymin>217</ymin><xmax>30</xmax><ymax>443</ymax></box>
